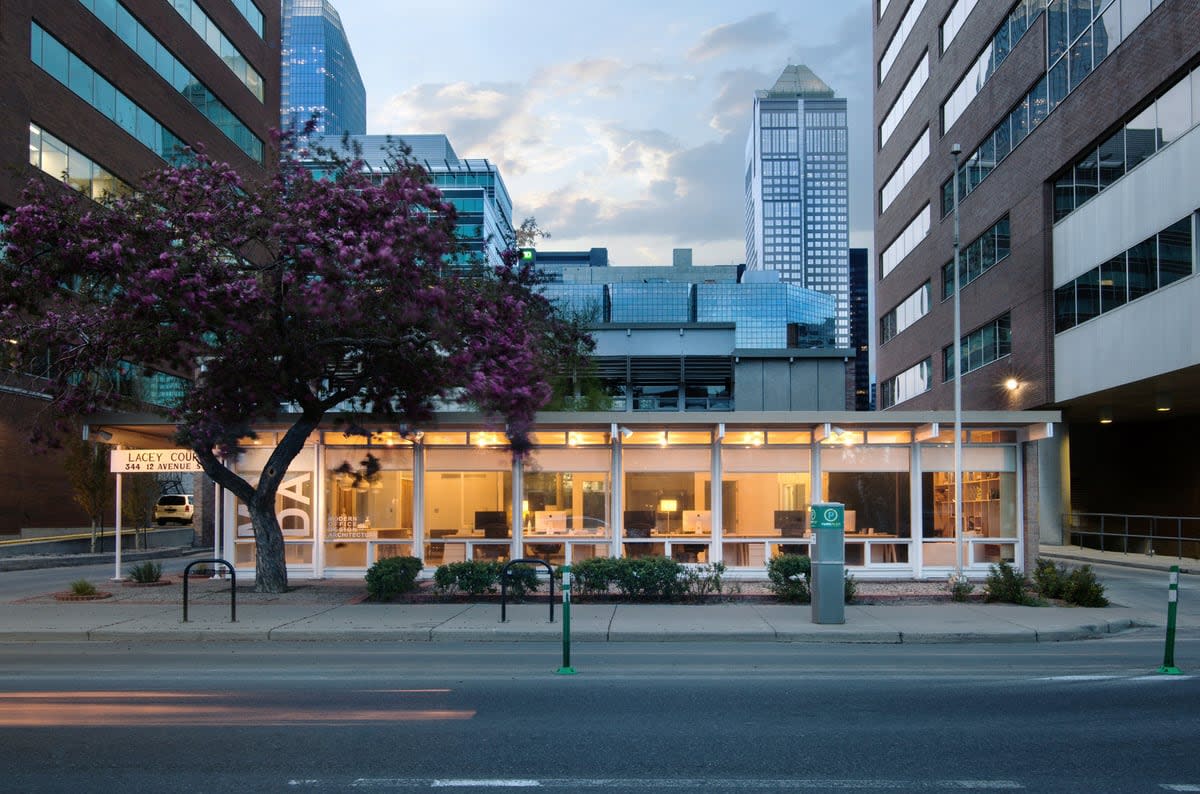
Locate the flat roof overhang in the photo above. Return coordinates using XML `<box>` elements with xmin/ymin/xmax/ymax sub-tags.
<box><xmin>85</xmin><ymin>409</ymin><xmax>1063</xmax><ymax>449</ymax></box>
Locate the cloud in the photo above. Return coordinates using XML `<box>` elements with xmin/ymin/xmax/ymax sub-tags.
<box><xmin>707</xmin><ymin>68</ymin><xmax>770</xmax><ymax>135</ymax></box>
<box><xmin>689</xmin><ymin>13</ymin><xmax>787</xmax><ymax>61</ymax></box>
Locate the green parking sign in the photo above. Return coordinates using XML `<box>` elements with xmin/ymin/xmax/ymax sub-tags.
<box><xmin>810</xmin><ymin>503</ymin><xmax>845</xmax><ymax>530</ymax></box>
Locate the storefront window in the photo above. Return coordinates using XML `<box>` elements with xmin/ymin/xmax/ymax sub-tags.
<box><xmin>522</xmin><ymin>447</ymin><xmax>610</xmax><ymax>566</ymax></box>
<box><xmin>324</xmin><ymin>447</ymin><xmax>414</xmax><ymax>568</ymax></box>
<box><xmin>231</xmin><ymin>446</ymin><xmax>316</xmax><ymax>567</ymax></box>
<box><xmin>722</xmin><ymin>446</ymin><xmax>810</xmax><ymax>567</ymax></box>
<box><xmin>820</xmin><ymin>445</ymin><xmax>912</xmax><ymax>566</ymax></box>
<box><xmin>424</xmin><ymin>446</ymin><xmax>513</xmax><ymax>564</ymax></box>
<box><xmin>921</xmin><ymin>443</ymin><xmax>1018</xmax><ymax>567</ymax></box>
<box><xmin>623</xmin><ymin>445</ymin><xmax>710</xmax><ymax>563</ymax></box>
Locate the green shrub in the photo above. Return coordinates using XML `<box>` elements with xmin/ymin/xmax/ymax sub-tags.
<box><xmin>500</xmin><ymin>562</ymin><xmax>541</xmax><ymax>600</ymax></box>
<box><xmin>947</xmin><ymin>572</ymin><xmax>975</xmax><ymax>602</ymax></box>
<box><xmin>570</xmin><ymin>556</ymin><xmax>621</xmax><ymax>597</ymax></box>
<box><xmin>1033</xmin><ymin>558</ymin><xmax>1068</xmax><ymax>599</ymax></box>
<box><xmin>612</xmin><ymin>556</ymin><xmax>686</xmax><ymax>600</ymax></box>
<box><xmin>682</xmin><ymin>561</ymin><xmax>728</xmax><ymax>599</ymax></box>
<box><xmin>127</xmin><ymin>561</ymin><xmax>163</xmax><ymax>583</ymax></box>
<box><xmin>1062</xmin><ymin>565</ymin><xmax>1109</xmax><ymax>607</ymax></box>
<box><xmin>431</xmin><ymin>560</ymin><xmax>543</xmax><ymax>599</ymax></box>
<box><xmin>767</xmin><ymin>554</ymin><xmax>811</xmax><ymax>603</ymax></box>
<box><xmin>843</xmin><ymin>572</ymin><xmax>857</xmax><ymax>603</ymax></box>
<box><xmin>69</xmin><ymin>579</ymin><xmax>97</xmax><ymax>596</ymax></box>
<box><xmin>364</xmin><ymin>555</ymin><xmax>423</xmax><ymax>601</ymax></box>
<box><xmin>434</xmin><ymin>560</ymin><xmax>497</xmax><ymax>596</ymax></box>
<box><xmin>983</xmin><ymin>561</ymin><xmax>1034</xmax><ymax>605</ymax></box>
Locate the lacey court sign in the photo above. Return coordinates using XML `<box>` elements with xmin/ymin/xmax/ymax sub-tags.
<box><xmin>110</xmin><ymin>448</ymin><xmax>204</xmax><ymax>473</ymax></box>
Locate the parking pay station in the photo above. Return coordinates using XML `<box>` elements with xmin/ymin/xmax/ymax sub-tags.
<box><xmin>810</xmin><ymin>502</ymin><xmax>845</xmax><ymax>624</ymax></box>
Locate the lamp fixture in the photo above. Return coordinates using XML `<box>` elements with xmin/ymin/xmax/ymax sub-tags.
<box><xmin>1099</xmin><ymin>406</ymin><xmax>1113</xmax><ymax>424</ymax></box>
<box><xmin>658</xmin><ymin>498</ymin><xmax>678</xmax><ymax>533</ymax></box>
<box><xmin>619</xmin><ymin>426</ymin><xmax>633</xmax><ymax>439</ymax></box>
<box><xmin>1156</xmin><ymin>393</ymin><xmax>1172</xmax><ymax>413</ymax></box>
<box><xmin>1004</xmin><ymin>377</ymin><xmax>1020</xmax><ymax>391</ymax></box>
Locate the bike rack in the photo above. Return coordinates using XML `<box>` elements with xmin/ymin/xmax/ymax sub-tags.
<box><xmin>500</xmin><ymin>558</ymin><xmax>554</xmax><ymax>623</ymax></box>
<box><xmin>182</xmin><ymin>558</ymin><xmax>236</xmax><ymax>623</ymax></box>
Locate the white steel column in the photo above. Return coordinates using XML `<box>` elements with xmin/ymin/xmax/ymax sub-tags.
<box><xmin>709</xmin><ymin>425</ymin><xmax>723</xmax><ymax>564</ymax></box>
<box><xmin>314</xmin><ymin>441</ymin><xmax>325</xmax><ymax>578</ymax></box>
<box><xmin>112</xmin><ymin>447</ymin><xmax>123</xmax><ymax>582</ymax></box>
<box><xmin>610</xmin><ymin>424</ymin><xmax>623</xmax><ymax>558</ymax></box>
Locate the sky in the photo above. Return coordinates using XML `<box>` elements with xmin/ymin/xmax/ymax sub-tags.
<box><xmin>332</xmin><ymin>0</ymin><xmax>873</xmax><ymax>267</ymax></box>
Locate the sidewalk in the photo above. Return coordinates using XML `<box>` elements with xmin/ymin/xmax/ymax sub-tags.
<box><xmin>0</xmin><ymin>598</ymin><xmax>1141</xmax><ymax>644</ymax></box>
<box><xmin>0</xmin><ymin>543</ymin><xmax>1183</xmax><ymax>645</ymax></box>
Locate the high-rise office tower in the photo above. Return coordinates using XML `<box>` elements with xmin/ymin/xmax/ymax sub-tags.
<box><xmin>1</xmin><ymin>0</ymin><xmax>280</xmax><ymax>535</ymax></box>
<box><xmin>745</xmin><ymin>65</ymin><xmax>850</xmax><ymax>347</ymax></box>
<box><xmin>281</xmin><ymin>0</ymin><xmax>366</xmax><ymax>136</ymax></box>
<box><xmin>873</xmin><ymin>1</ymin><xmax>1200</xmax><ymax>526</ymax></box>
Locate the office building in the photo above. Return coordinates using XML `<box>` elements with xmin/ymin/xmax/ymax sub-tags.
<box><xmin>530</xmin><ymin>248</ymin><xmax>844</xmax><ymax>412</ymax></box>
<box><xmin>281</xmin><ymin>0</ymin><xmax>365</xmax><ymax>136</ymax></box>
<box><xmin>0</xmin><ymin>0</ymin><xmax>280</xmax><ymax>535</ymax></box>
<box><xmin>873</xmin><ymin>0</ymin><xmax>1200</xmax><ymax>541</ymax></box>
<box><xmin>307</xmin><ymin>134</ymin><xmax>513</xmax><ymax>268</ymax></box>
<box><xmin>99</xmin><ymin>408</ymin><xmax>1058</xmax><ymax>578</ymax></box>
<box><xmin>745</xmin><ymin>65</ymin><xmax>851</xmax><ymax>347</ymax></box>
<box><xmin>849</xmin><ymin>247</ymin><xmax>872</xmax><ymax>410</ymax></box>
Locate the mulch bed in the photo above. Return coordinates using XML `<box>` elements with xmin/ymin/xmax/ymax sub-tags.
<box><xmin>53</xmin><ymin>591</ymin><xmax>113</xmax><ymax>601</ymax></box>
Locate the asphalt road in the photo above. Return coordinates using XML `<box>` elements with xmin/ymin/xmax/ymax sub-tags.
<box><xmin>0</xmin><ymin>640</ymin><xmax>1196</xmax><ymax>793</ymax></box>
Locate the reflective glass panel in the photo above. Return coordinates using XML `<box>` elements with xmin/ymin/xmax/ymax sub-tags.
<box><xmin>1099</xmin><ymin>254</ymin><xmax>1127</xmax><ymax>311</ymax></box>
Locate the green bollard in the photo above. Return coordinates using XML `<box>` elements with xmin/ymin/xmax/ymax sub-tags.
<box><xmin>556</xmin><ymin>565</ymin><xmax>576</xmax><ymax>675</ymax></box>
<box><xmin>1158</xmin><ymin>565</ymin><xmax>1182</xmax><ymax>675</ymax></box>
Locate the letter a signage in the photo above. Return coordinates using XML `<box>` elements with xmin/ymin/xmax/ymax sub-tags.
<box><xmin>110</xmin><ymin>448</ymin><xmax>205</xmax><ymax>473</ymax></box>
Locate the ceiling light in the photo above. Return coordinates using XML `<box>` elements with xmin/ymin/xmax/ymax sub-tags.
<box><xmin>1099</xmin><ymin>406</ymin><xmax>1113</xmax><ymax>424</ymax></box>
<box><xmin>1156</xmin><ymin>393</ymin><xmax>1172</xmax><ymax>413</ymax></box>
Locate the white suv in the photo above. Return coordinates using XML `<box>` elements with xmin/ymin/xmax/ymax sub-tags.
<box><xmin>154</xmin><ymin>494</ymin><xmax>194</xmax><ymax>525</ymax></box>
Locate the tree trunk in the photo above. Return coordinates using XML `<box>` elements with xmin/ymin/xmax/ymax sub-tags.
<box><xmin>249</xmin><ymin>494</ymin><xmax>289</xmax><ymax>593</ymax></box>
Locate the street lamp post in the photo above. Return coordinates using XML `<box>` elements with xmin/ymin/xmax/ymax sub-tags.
<box><xmin>951</xmin><ymin>143</ymin><xmax>963</xmax><ymax>577</ymax></box>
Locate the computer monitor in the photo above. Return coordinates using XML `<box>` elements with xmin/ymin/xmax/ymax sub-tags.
<box><xmin>475</xmin><ymin>510</ymin><xmax>508</xmax><ymax>538</ymax></box>
<box><xmin>775</xmin><ymin>510</ymin><xmax>807</xmax><ymax>537</ymax></box>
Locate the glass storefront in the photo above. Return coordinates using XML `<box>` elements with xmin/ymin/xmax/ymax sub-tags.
<box><xmin>324</xmin><ymin>445</ymin><xmax>414</xmax><ymax>569</ymax></box>
<box><xmin>623</xmin><ymin>433</ymin><xmax>711</xmax><ymax>563</ymax></box>
<box><xmin>230</xmin><ymin>442</ymin><xmax>317</xmax><ymax>569</ymax></box>
<box><xmin>522</xmin><ymin>445</ymin><xmax>610</xmax><ymax>566</ymax></box>
<box><xmin>920</xmin><ymin>443</ymin><xmax>1019</xmax><ymax>568</ymax></box>
<box><xmin>214</xmin><ymin>421</ymin><xmax>1031</xmax><ymax>580</ymax></box>
<box><xmin>424</xmin><ymin>445</ymin><xmax>513</xmax><ymax>565</ymax></box>
<box><xmin>721</xmin><ymin>445</ymin><xmax>811</xmax><ymax>567</ymax></box>
<box><xmin>820</xmin><ymin>445</ymin><xmax>912</xmax><ymax>567</ymax></box>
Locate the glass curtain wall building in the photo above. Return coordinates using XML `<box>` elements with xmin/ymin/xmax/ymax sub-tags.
<box><xmin>0</xmin><ymin>0</ymin><xmax>280</xmax><ymax>536</ymax></box>
<box><xmin>307</xmin><ymin>134</ymin><xmax>514</xmax><ymax>268</ymax></box>
<box><xmin>281</xmin><ymin>0</ymin><xmax>366</xmax><ymax>136</ymax></box>
<box><xmin>745</xmin><ymin>65</ymin><xmax>851</xmax><ymax>348</ymax></box>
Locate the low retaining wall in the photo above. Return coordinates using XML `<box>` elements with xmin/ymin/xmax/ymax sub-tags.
<box><xmin>0</xmin><ymin>527</ymin><xmax>195</xmax><ymax>559</ymax></box>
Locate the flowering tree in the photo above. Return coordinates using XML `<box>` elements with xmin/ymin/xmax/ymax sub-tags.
<box><xmin>0</xmin><ymin>137</ymin><xmax>588</xmax><ymax>592</ymax></box>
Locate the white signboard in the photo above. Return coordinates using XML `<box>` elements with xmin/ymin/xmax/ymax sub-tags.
<box><xmin>110</xmin><ymin>448</ymin><xmax>204</xmax><ymax>473</ymax></box>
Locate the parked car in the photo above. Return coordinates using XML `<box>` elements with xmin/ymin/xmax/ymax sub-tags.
<box><xmin>154</xmin><ymin>494</ymin><xmax>194</xmax><ymax>525</ymax></box>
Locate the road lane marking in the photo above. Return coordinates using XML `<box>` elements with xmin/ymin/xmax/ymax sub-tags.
<box><xmin>1161</xmin><ymin>786</ymin><xmax>1200</xmax><ymax>791</ymax></box>
<box><xmin>347</xmin><ymin>779</ymin><xmax>1023</xmax><ymax>789</ymax></box>
<box><xmin>432</xmin><ymin>782</ymin><xmax>542</xmax><ymax>788</ymax></box>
